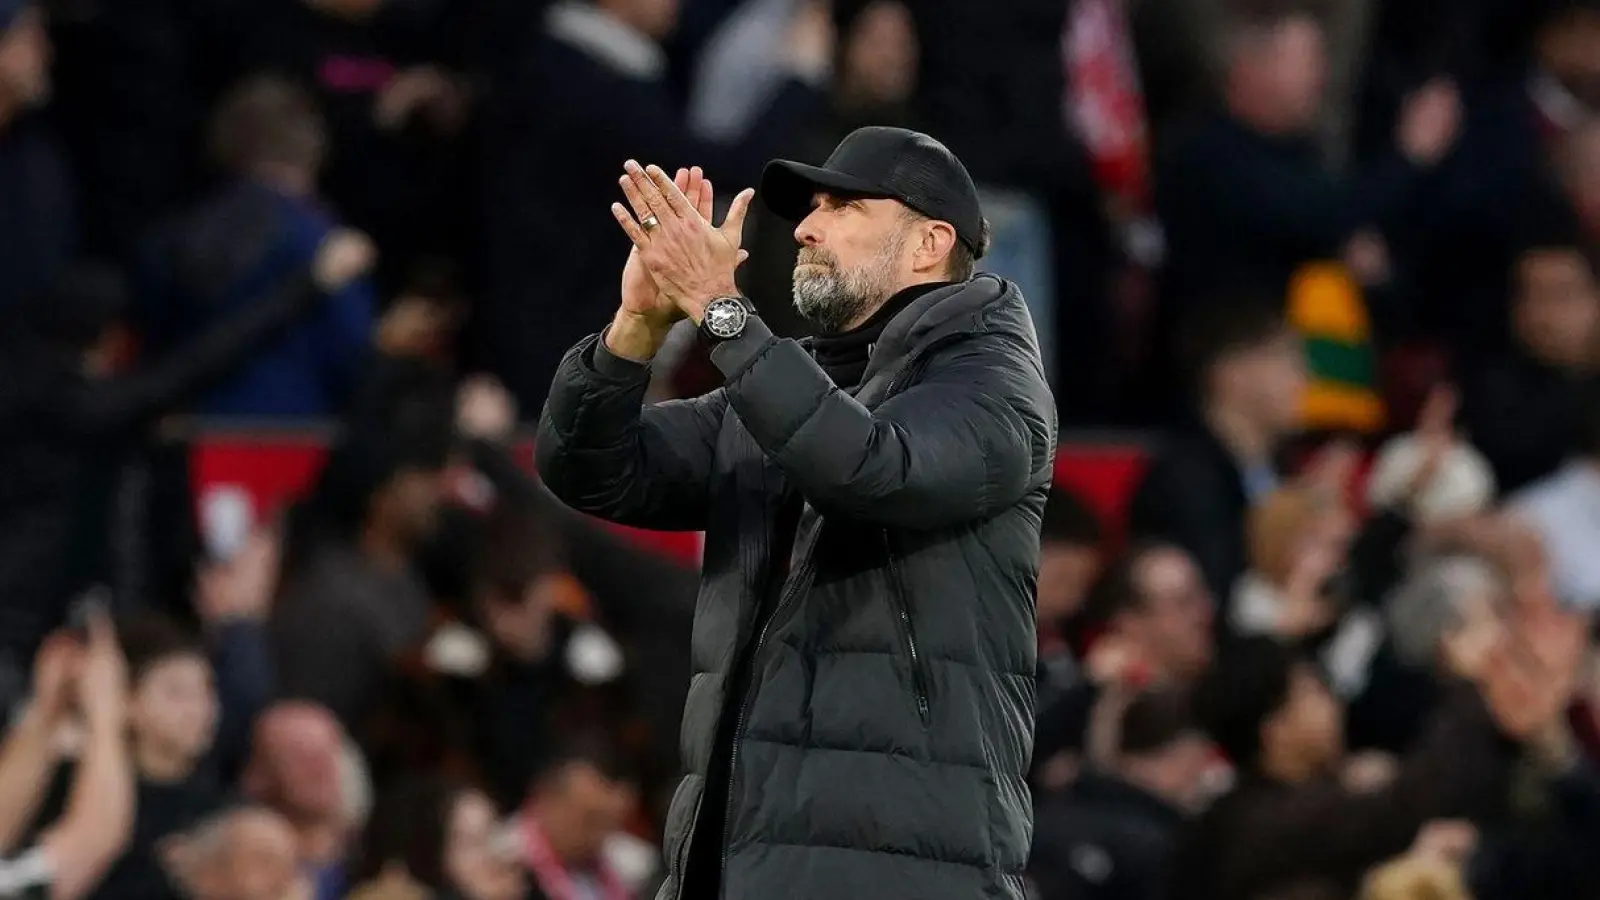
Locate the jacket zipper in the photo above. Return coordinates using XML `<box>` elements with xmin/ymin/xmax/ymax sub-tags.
<box><xmin>883</xmin><ymin>530</ymin><xmax>931</xmax><ymax>725</ymax></box>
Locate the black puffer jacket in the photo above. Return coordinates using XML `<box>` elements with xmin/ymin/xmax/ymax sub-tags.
<box><xmin>536</xmin><ymin>275</ymin><xmax>1057</xmax><ymax>900</ymax></box>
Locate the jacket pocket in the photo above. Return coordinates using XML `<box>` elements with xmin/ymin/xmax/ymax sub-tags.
<box><xmin>883</xmin><ymin>531</ymin><xmax>931</xmax><ymax>726</ymax></box>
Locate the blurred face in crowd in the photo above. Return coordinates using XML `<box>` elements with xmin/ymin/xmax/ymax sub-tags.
<box><xmin>793</xmin><ymin>192</ymin><xmax>951</xmax><ymax>333</ymax></box>
<box><xmin>1211</xmin><ymin>329</ymin><xmax>1307</xmax><ymax>436</ymax></box>
<box><xmin>248</xmin><ymin>704</ymin><xmax>347</xmax><ymax>824</ymax></box>
<box><xmin>131</xmin><ymin>653</ymin><xmax>220</xmax><ymax>771</ymax></box>
<box><xmin>0</xmin><ymin>7</ymin><xmax>50</xmax><ymax>112</ymax></box>
<box><xmin>840</xmin><ymin>1</ymin><xmax>918</xmax><ymax>109</ymax></box>
<box><xmin>1037</xmin><ymin>539</ymin><xmax>1101</xmax><ymax>624</ymax></box>
<box><xmin>1119</xmin><ymin>547</ymin><xmax>1215</xmax><ymax>680</ymax></box>
<box><xmin>1123</xmin><ymin>733</ymin><xmax>1216</xmax><ymax>812</ymax></box>
<box><xmin>375</xmin><ymin>466</ymin><xmax>446</xmax><ymax>548</ymax></box>
<box><xmin>1228</xmin><ymin>14</ymin><xmax>1326</xmax><ymax>133</ymax></box>
<box><xmin>444</xmin><ymin>790</ymin><xmax>526</xmax><ymax>900</ymax></box>
<box><xmin>482</xmin><ymin>574</ymin><xmax>565</xmax><ymax>663</ymax></box>
<box><xmin>1263</xmin><ymin>663</ymin><xmax>1344</xmax><ymax>776</ymax></box>
<box><xmin>174</xmin><ymin>808</ymin><xmax>308</xmax><ymax>900</ymax></box>
<box><xmin>1514</xmin><ymin>248</ymin><xmax>1599</xmax><ymax>369</ymax></box>
<box><xmin>601</xmin><ymin>0</ymin><xmax>679</xmax><ymax>41</ymax></box>
<box><xmin>531</xmin><ymin>762</ymin><xmax>635</xmax><ymax>866</ymax></box>
<box><xmin>1540</xmin><ymin>10</ymin><xmax>1600</xmax><ymax>107</ymax></box>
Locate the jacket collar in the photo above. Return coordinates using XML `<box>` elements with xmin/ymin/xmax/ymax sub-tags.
<box><xmin>857</xmin><ymin>274</ymin><xmax>1038</xmax><ymax>387</ymax></box>
<box><xmin>545</xmin><ymin>0</ymin><xmax>665</xmax><ymax>81</ymax></box>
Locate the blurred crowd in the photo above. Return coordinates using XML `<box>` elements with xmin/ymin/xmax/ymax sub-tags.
<box><xmin>2</xmin><ymin>0</ymin><xmax>1600</xmax><ymax>897</ymax></box>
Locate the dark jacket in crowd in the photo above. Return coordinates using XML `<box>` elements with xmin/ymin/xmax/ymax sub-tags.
<box><xmin>1470</xmin><ymin>759</ymin><xmax>1600</xmax><ymax>900</ymax></box>
<box><xmin>1127</xmin><ymin>422</ymin><xmax>1256</xmax><ymax>606</ymax></box>
<box><xmin>1170</xmin><ymin>687</ymin><xmax>1515</xmax><ymax>900</ymax></box>
<box><xmin>1460</xmin><ymin>353</ymin><xmax>1589</xmax><ymax>495</ymax></box>
<box><xmin>536</xmin><ymin>275</ymin><xmax>1057</xmax><ymax>900</ymax></box>
<box><xmin>0</xmin><ymin>269</ymin><xmax>331</xmax><ymax>707</ymax></box>
<box><xmin>137</xmin><ymin>180</ymin><xmax>376</xmax><ymax>417</ymax></box>
<box><xmin>0</xmin><ymin>115</ymin><xmax>75</xmax><ymax>315</ymax></box>
<box><xmin>1029</xmin><ymin>775</ymin><xmax>1186</xmax><ymax>900</ymax></box>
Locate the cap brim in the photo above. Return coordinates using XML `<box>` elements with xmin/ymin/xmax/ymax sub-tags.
<box><xmin>759</xmin><ymin>159</ymin><xmax>886</xmax><ymax>223</ymax></box>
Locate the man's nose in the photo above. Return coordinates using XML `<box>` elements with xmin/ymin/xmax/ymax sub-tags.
<box><xmin>794</xmin><ymin>213</ymin><xmax>824</xmax><ymax>246</ymax></box>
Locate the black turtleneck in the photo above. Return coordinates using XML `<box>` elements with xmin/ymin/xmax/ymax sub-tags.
<box><xmin>810</xmin><ymin>281</ymin><xmax>953</xmax><ymax>390</ymax></box>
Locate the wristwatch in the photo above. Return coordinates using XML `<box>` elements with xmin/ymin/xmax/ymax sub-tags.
<box><xmin>700</xmin><ymin>295</ymin><xmax>754</xmax><ymax>342</ymax></box>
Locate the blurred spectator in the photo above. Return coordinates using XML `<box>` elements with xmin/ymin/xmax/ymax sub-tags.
<box><xmin>164</xmin><ymin>805</ymin><xmax>314</xmax><ymax>900</ymax></box>
<box><xmin>234</xmin><ymin>0</ymin><xmax>475</xmax><ymax>295</ymax></box>
<box><xmin>136</xmin><ymin>75</ymin><xmax>378</xmax><ymax>418</ymax></box>
<box><xmin>1128</xmin><ymin>298</ymin><xmax>1307</xmax><ymax>603</ymax></box>
<box><xmin>270</xmin><ymin>386</ymin><xmax>452</xmax><ymax>728</ymax></box>
<box><xmin>1029</xmin><ymin>688</ymin><xmax>1214</xmax><ymax>900</ymax></box>
<box><xmin>1507</xmin><ymin>378</ymin><xmax>1600</xmax><ymax>610</ymax></box>
<box><xmin>242</xmin><ymin>702</ymin><xmax>362</xmax><ymax>900</ymax></box>
<box><xmin>1460</xmin><ymin>231</ymin><xmax>1598</xmax><ymax>494</ymax></box>
<box><xmin>0</xmin><ymin>0</ymin><xmax>74</xmax><ymax>317</ymax></box>
<box><xmin>351</xmin><ymin>776</ymin><xmax>526</xmax><ymax>900</ymax></box>
<box><xmin>515</xmin><ymin>745</ymin><xmax>639</xmax><ymax>900</ymax></box>
<box><xmin>0</xmin><ymin>614</ymin><xmax>134</xmax><ymax>900</ymax></box>
<box><xmin>1033</xmin><ymin>543</ymin><xmax>1214</xmax><ymax>789</ymax></box>
<box><xmin>0</xmin><ymin>233</ymin><xmax>372</xmax><ymax>713</ymax></box>
<box><xmin>1171</xmin><ymin>625</ymin><xmax>1574</xmax><ymax>900</ymax></box>
<box><xmin>476</xmin><ymin>0</ymin><xmax>831</xmax><ymax>410</ymax></box>
<box><xmin>1155</xmin><ymin>1</ymin><xmax>1459</xmax><ymax>320</ymax></box>
<box><xmin>1036</xmin><ymin>487</ymin><xmax>1105</xmax><ymax>701</ymax></box>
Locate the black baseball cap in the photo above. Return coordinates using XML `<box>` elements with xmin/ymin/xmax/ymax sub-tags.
<box><xmin>760</xmin><ymin>126</ymin><xmax>987</xmax><ymax>256</ymax></box>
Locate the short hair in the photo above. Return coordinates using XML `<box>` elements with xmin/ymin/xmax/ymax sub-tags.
<box><xmin>118</xmin><ymin>613</ymin><xmax>206</xmax><ymax>685</ymax></box>
<box><xmin>530</xmin><ymin>734</ymin><xmax>634</xmax><ymax>795</ymax></box>
<box><xmin>1118</xmin><ymin>687</ymin><xmax>1202</xmax><ymax>757</ymax></box>
<box><xmin>472</xmin><ymin>505</ymin><xmax>568</xmax><ymax>607</ymax></box>
<box><xmin>1190</xmin><ymin>635</ymin><xmax>1298</xmax><ymax>770</ymax></box>
<box><xmin>1083</xmin><ymin>540</ymin><xmax>1175</xmax><ymax>623</ymax></box>
<box><xmin>207</xmin><ymin>73</ymin><xmax>325</xmax><ymax>176</ymax></box>
<box><xmin>1041</xmin><ymin>486</ymin><xmax>1103</xmax><ymax>548</ymax></box>
<box><xmin>1175</xmin><ymin>292</ymin><xmax>1292</xmax><ymax>389</ymax></box>
<box><xmin>353</xmin><ymin>775</ymin><xmax>468</xmax><ymax>890</ymax></box>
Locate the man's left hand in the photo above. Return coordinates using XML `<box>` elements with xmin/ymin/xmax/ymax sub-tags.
<box><xmin>611</xmin><ymin>160</ymin><xmax>754</xmax><ymax>322</ymax></box>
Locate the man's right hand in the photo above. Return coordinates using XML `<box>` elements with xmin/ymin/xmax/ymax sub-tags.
<box><xmin>609</xmin><ymin>167</ymin><xmax>722</xmax><ymax>362</ymax></box>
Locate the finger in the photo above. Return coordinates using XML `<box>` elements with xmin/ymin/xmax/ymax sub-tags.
<box><xmin>674</xmin><ymin>167</ymin><xmax>690</xmax><ymax>197</ymax></box>
<box><xmin>618</xmin><ymin>172</ymin><xmax>655</xmax><ymax>229</ymax></box>
<box><xmin>736</xmin><ymin>249</ymin><xmax>750</xmax><ymax>266</ymax></box>
<box><xmin>645</xmin><ymin>163</ymin><xmax>697</xmax><ymax>219</ymax></box>
<box><xmin>624</xmin><ymin>159</ymin><xmax>672</xmax><ymax>220</ymax></box>
<box><xmin>611</xmin><ymin>203</ymin><xmax>650</xmax><ymax>248</ymax></box>
<box><xmin>694</xmin><ymin>167</ymin><xmax>714</xmax><ymax>222</ymax></box>
<box><xmin>721</xmin><ymin>187</ymin><xmax>756</xmax><ymax>247</ymax></box>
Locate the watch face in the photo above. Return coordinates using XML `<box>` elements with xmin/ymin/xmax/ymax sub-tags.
<box><xmin>704</xmin><ymin>298</ymin><xmax>748</xmax><ymax>339</ymax></box>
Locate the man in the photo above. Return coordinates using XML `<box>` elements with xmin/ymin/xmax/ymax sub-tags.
<box><xmin>536</xmin><ymin>127</ymin><xmax>1057</xmax><ymax>900</ymax></box>
<box><xmin>516</xmin><ymin>746</ymin><xmax>638</xmax><ymax>900</ymax></box>
<box><xmin>1029</xmin><ymin>688</ymin><xmax>1214</xmax><ymax>900</ymax></box>
<box><xmin>1128</xmin><ymin>299</ymin><xmax>1307</xmax><ymax>604</ymax></box>
<box><xmin>241</xmin><ymin>703</ymin><xmax>359</xmax><ymax>900</ymax></box>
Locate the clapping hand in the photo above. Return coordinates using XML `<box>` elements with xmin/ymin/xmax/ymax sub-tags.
<box><xmin>612</xmin><ymin>160</ymin><xmax>755</xmax><ymax>323</ymax></box>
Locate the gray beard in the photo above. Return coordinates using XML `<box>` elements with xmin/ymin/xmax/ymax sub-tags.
<box><xmin>792</xmin><ymin>268</ymin><xmax>873</xmax><ymax>334</ymax></box>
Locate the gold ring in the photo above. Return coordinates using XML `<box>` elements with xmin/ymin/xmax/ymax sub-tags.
<box><xmin>641</xmin><ymin>215</ymin><xmax>660</xmax><ymax>232</ymax></box>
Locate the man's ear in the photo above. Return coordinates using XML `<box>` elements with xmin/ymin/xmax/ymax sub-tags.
<box><xmin>913</xmin><ymin>220</ymin><xmax>958</xmax><ymax>274</ymax></box>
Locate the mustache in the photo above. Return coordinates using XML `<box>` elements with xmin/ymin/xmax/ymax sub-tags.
<box><xmin>796</xmin><ymin>249</ymin><xmax>838</xmax><ymax>268</ymax></box>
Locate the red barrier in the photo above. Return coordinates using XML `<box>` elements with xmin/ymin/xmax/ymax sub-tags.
<box><xmin>190</xmin><ymin>431</ymin><xmax>1155</xmax><ymax>566</ymax></box>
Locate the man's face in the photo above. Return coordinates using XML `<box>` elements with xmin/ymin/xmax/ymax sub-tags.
<box><xmin>1215</xmin><ymin>331</ymin><xmax>1307</xmax><ymax>436</ymax></box>
<box><xmin>224</xmin><ymin>811</ymin><xmax>304</xmax><ymax>900</ymax></box>
<box><xmin>480</xmin><ymin>574</ymin><xmax>562</xmax><ymax>663</ymax></box>
<box><xmin>841</xmin><ymin>1</ymin><xmax>918</xmax><ymax>107</ymax></box>
<box><xmin>1515</xmin><ymin>249</ymin><xmax>1598</xmax><ymax>368</ymax></box>
<box><xmin>537</xmin><ymin>763</ymin><xmax>635</xmax><ymax>865</ymax></box>
<box><xmin>1541</xmin><ymin>12</ymin><xmax>1600</xmax><ymax>107</ymax></box>
<box><xmin>1123</xmin><ymin>548</ymin><xmax>1214</xmax><ymax>679</ymax></box>
<box><xmin>1267</xmin><ymin>664</ymin><xmax>1344</xmax><ymax>773</ymax></box>
<box><xmin>0</xmin><ymin>7</ymin><xmax>50</xmax><ymax>110</ymax></box>
<box><xmin>379</xmin><ymin>466</ymin><xmax>446</xmax><ymax>547</ymax></box>
<box><xmin>446</xmin><ymin>790</ymin><xmax>525</xmax><ymax>900</ymax></box>
<box><xmin>1235</xmin><ymin>16</ymin><xmax>1325</xmax><ymax>131</ymax></box>
<box><xmin>1037</xmin><ymin>541</ymin><xmax>1101</xmax><ymax>624</ymax></box>
<box><xmin>792</xmin><ymin>192</ymin><xmax>917</xmax><ymax>333</ymax></box>
<box><xmin>131</xmin><ymin>655</ymin><xmax>220</xmax><ymax>767</ymax></box>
